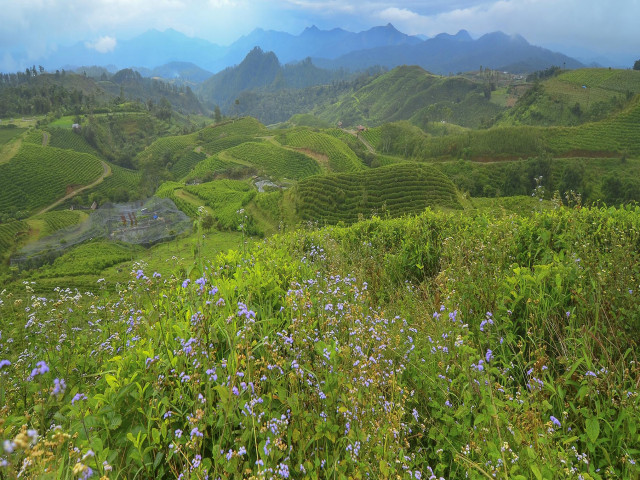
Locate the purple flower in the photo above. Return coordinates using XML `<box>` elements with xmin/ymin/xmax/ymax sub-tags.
<box><xmin>52</xmin><ymin>378</ymin><xmax>66</xmax><ymax>396</ymax></box>
<box><xmin>136</xmin><ymin>269</ymin><xmax>144</xmax><ymax>279</ymax></box>
<box><xmin>30</xmin><ymin>360</ymin><xmax>49</xmax><ymax>378</ymax></box>
<box><xmin>71</xmin><ymin>393</ymin><xmax>88</xmax><ymax>405</ymax></box>
<box><xmin>80</xmin><ymin>466</ymin><xmax>93</xmax><ymax>480</ymax></box>
<box><xmin>182</xmin><ymin>279</ymin><xmax>190</xmax><ymax>289</ymax></box>
<box><xmin>0</xmin><ymin>359</ymin><xmax>10</xmax><ymax>370</ymax></box>
<box><xmin>485</xmin><ymin>349</ymin><xmax>493</xmax><ymax>363</ymax></box>
<box><xmin>190</xmin><ymin>427</ymin><xmax>203</xmax><ymax>438</ymax></box>
<box><xmin>550</xmin><ymin>415</ymin><xmax>562</xmax><ymax>428</ymax></box>
<box><xmin>473</xmin><ymin>359</ymin><xmax>484</xmax><ymax>372</ymax></box>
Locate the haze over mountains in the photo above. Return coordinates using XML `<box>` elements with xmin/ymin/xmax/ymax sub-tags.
<box><xmin>40</xmin><ymin>24</ymin><xmax>585</xmax><ymax>80</ymax></box>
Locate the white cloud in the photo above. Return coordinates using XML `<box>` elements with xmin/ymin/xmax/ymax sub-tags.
<box><xmin>85</xmin><ymin>36</ymin><xmax>117</xmax><ymax>53</ymax></box>
<box><xmin>379</xmin><ymin>7</ymin><xmax>421</xmax><ymax>22</ymax></box>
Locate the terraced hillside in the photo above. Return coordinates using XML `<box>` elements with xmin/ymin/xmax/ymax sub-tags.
<box><xmin>276</xmin><ymin>128</ymin><xmax>365</xmax><ymax>172</ymax></box>
<box><xmin>0</xmin><ymin>220</ymin><xmax>29</xmax><ymax>257</ymax></box>
<box><xmin>294</xmin><ymin>162</ymin><xmax>461</xmax><ymax>224</ymax></box>
<box><xmin>223</xmin><ymin>142</ymin><xmax>321</xmax><ymax>180</ymax></box>
<box><xmin>198</xmin><ymin>117</ymin><xmax>268</xmax><ymax>140</ymax></box>
<box><xmin>185</xmin><ymin>180</ymin><xmax>256</xmax><ymax>230</ymax></box>
<box><xmin>545</xmin><ymin>95</ymin><xmax>640</xmax><ymax>155</ymax></box>
<box><xmin>0</xmin><ymin>143</ymin><xmax>103</xmax><ymax>218</ymax></box>
<box><xmin>185</xmin><ymin>156</ymin><xmax>246</xmax><ymax>183</ymax></box>
<box><xmin>498</xmin><ymin>68</ymin><xmax>640</xmax><ymax>127</ymax></box>
<box><xmin>134</xmin><ymin>133</ymin><xmax>197</xmax><ymax>168</ymax></box>
<box><xmin>45</xmin><ymin>128</ymin><xmax>99</xmax><ymax>155</ymax></box>
<box><xmin>377</xmin><ymin>95</ymin><xmax>640</xmax><ymax>160</ymax></box>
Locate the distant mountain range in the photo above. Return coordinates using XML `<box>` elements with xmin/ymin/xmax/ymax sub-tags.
<box><xmin>313</xmin><ymin>30</ymin><xmax>584</xmax><ymax>74</ymax></box>
<box><xmin>38</xmin><ymin>24</ymin><xmax>584</xmax><ymax>80</ymax></box>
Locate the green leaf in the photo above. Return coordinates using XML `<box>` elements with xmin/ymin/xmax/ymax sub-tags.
<box><xmin>153</xmin><ymin>451</ymin><xmax>164</xmax><ymax>469</ymax></box>
<box><xmin>530</xmin><ymin>464</ymin><xmax>542</xmax><ymax>480</ymax></box>
<box><xmin>108</xmin><ymin>414</ymin><xmax>122</xmax><ymax>430</ymax></box>
<box><xmin>586</xmin><ymin>416</ymin><xmax>600</xmax><ymax>443</ymax></box>
<box><xmin>105</xmin><ymin>374</ymin><xmax>119</xmax><ymax>388</ymax></box>
<box><xmin>526</xmin><ymin>447</ymin><xmax>536</xmax><ymax>460</ymax></box>
<box><xmin>379</xmin><ymin>460</ymin><xmax>390</xmax><ymax>477</ymax></box>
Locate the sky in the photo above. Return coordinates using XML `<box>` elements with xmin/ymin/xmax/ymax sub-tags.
<box><xmin>1</xmin><ymin>0</ymin><xmax>638</xmax><ymax>71</ymax></box>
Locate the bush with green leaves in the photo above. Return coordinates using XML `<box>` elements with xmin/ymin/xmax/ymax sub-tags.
<box><xmin>1</xmin><ymin>204</ymin><xmax>639</xmax><ymax>479</ymax></box>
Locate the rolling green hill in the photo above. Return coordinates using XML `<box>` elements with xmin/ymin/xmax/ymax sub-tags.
<box><xmin>276</xmin><ymin>128</ymin><xmax>365</xmax><ymax>172</ymax></box>
<box><xmin>373</xmin><ymin>95</ymin><xmax>640</xmax><ymax>160</ymax></box>
<box><xmin>293</xmin><ymin>162</ymin><xmax>461</xmax><ymax>224</ymax></box>
<box><xmin>223</xmin><ymin>141</ymin><xmax>321</xmax><ymax>180</ymax></box>
<box><xmin>315</xmin><ymin>65</ymin><xmax>505</xmax><ymax>129</ymax></box>
<box><xmin>45</xmin><ymin>127</ymin><xmax>100</xmax><ymax>155</ymax></box>
<box><xmin>496</xmin><ymin>68</ymin><xmax>640</xmax><ymax>127</ymax></box>
<box><xmin>0</xmin><ymin>143</ymin><xmax>103</xmax><ymax>219</ymax></box>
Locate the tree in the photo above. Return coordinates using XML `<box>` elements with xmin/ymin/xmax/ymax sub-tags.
<box><xmin>634</xmin><ymin>59</ymin><xmax>640</xmax><ymax>71</ymax></box>
<box><xmin>214</xmin><ymin>105</ymin><xmax>222</xmax><ymax>123</ymax></box>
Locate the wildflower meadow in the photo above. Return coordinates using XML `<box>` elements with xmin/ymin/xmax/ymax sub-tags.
<box><xmin>1</xmin><ymin>205</ymin><xmax>639</xmax><ymax>478</ymax></box>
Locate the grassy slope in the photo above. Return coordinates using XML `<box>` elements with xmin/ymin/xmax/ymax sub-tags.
<box><xmin>315</xmin><ymin>65</ymin><xmax>505</xmax><ymax>129</ymax></box>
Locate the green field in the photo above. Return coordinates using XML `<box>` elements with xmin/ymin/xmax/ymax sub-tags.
<box><xmin>45</xmin><ymin>127</ymin><xmax>99</xmax><ymax>155</ymax></box>
<box><xmin>276</xmin><ymin>128</ymin><xmax>365</xmax><ymax>172</ymax></box>
<box><xmin>0</xmin><ymin>219</ymin><xmax>29</xmax><ymax>257</ymax></box>
<box><xmin>0</xmin><ymin>127</ymin><xmax>26</xmax><ymax>146</ymax></box>
<box><xmin>224</xmin><ymin>141</ymin><xmax>321</xmax><ymax>180</ymax></box>
<box><xmin>185</xmin><ymin>179</ymin><xmax>255</xmax><ymax>230</ymax></box>
<box><xmin>0</xmin><ymin>143</ymin><xmax>103</xmax><ymax>218</ymax></box>
<box><xmin>294</xmin><ymin>162</ymin><xmax>461</xmax><ymax>224</ymax></box>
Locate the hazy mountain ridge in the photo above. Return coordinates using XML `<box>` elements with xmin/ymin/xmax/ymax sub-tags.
<box><xmin>314</xmin><ymin>30</ymin><xmax>584</xmax><ymax>74</ymax></box>
<box><xmin>196</xmin><ymin>47</ymin><xmax>358</xmax><ymax>111</ymax></box>
<box><xmin>32</xmin><ymin>25</ymin><xmax>584</xmax><ymax>79</ymax></box>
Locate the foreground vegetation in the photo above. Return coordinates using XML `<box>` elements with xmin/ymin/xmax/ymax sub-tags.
<box><xmin>1</xmin><ymin>204</ymin><xmax>639</xmax><ymax>479</ymax></box>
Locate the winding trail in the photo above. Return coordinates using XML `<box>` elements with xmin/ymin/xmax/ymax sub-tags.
<box><xmin>36</xmin><ymin>161</ymin><xmax>112</xmax><ymax>215</ymax></box>
<box><xmin>343</xmin><ymin>128</ymin><xmax>376</xmax><ymax>154</ymax></box>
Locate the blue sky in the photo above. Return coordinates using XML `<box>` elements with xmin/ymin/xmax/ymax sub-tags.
<box><xmin>1</xmin><ymin>0</ymin><xmax>638</xmax><ymax>71</ymax></box>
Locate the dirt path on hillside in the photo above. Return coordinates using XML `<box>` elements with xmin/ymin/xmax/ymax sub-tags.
<box><xmin>36</xmin><ymin>161</ymin><xmax>112</xmax><ymax>215</ymax></box>
<box><xmin>0</xmin><ymin>137</ymin><xmax>23</xmax><ymax>165</ymax></box>
<box><xmin>42</xmin><ymin>131</ymin><xmax>49</xmax><ymax>146</ymax></box>
<box><xmin>343</xmin><ymin>128</ymin><xmax>376</xmax><ymax>154</ymax></box>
